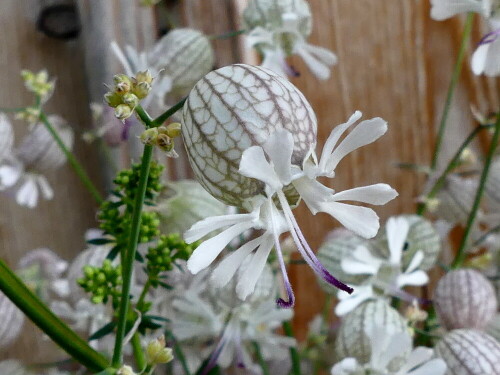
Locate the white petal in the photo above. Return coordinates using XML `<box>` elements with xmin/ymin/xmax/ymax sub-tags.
<box><xmin>316</xmin><ymin>201</ymin><xmax>380</xmax><ymax>239</ymax></box>
<box><xmin>292</xmin><ymin>177</ymin><xmax>334</xmax><ymax>214</ymax></box>
<box><xmin>110</xmin><ymin>41</ymin><xmax>134</xmax><ymax>77</ymax></box>
<box><xmin>296</xmin><ymin>43</ymin><xmax>336</xmax><ymax>80</ymax></box>
<box><xmin>406</xmin><ymin>250</ymin><xmax>424</xmax><ymax>273</ymax></box>
<box><xmin>16</xmin><ymin>178</ymin><xmax>38</xmax><ymax>208</ymax></box>
<box><xmin>332</xmin><ymin>184</ymin><xmax>398</xmax><ymax>205</ymax></box>
<box><xmin>481</xmin><ymin>36</ymin><xmax>500</xmax><ymax>77</ymax></box>
<box><xmin>260</xmin><ymin>49</ymin><xmax>289</xmax><ymax>78</ymax></box>
<box><xmin>406</xmin><ymin>358</ymin><xmax>447</xmax><ymax>375</ymax></box>
<box><xmin>397</xmin><ymin>347</ymin><xmax>434</xmax><ymax>373</ymax></box>
<box><xmin>236</xmin><ymin>234</ymin><xmax>274</xmax><ymax>300</ymax></box>
<box><xmin>262</xmin><ymin>129</ymin><xmax>294</xmax><ymax>185</ymax></box>
<box><xmin>386</xmin><ymin>216</ymin><xmax>410</xmax><ymax>265</ymax></box>
<box><xmin>210</xmin><ymin>236</ymin><xmax>263</xmax><ymax>288</ymax></box>
<box><xmin>184</xmin><ymin>212</ymin><xmax>257</xmax><ymax>243</ymax></box>
<box><xmin>187</xmin><ymin>221</ymin><xmax>256</xmax><ymax>274</ymax></box>
<box><xmin>327</xmin><ymin>118</ymin><xmax>388</xmax><ymax>172</ymax></box>
<box><xmin>239</xmin><ymin>145</ymin><xmax>282</xmax><ymax>192</ymax></box>
<box><xmin>246</xmin><ymin>27</ymin><xmax>274</xmax><ymax>48</ymax></box>
<box><xmin>377</xmin><ymin>332</ymin><xmax>411</xmax><ymax>369</ymax></box>
<box><xmin>319</xmin><ymin>112</ymin><xmax>362</xmax><ymax>174</ymax></box>
<box><xmin>397</xmin><ymin>270</ymin><xmax>429</xmax><ymax>288</ymax></box>
<box><xmin>37</xmin><ymin>175</ymin><xmax>53</xmax><ymax>200</ymax></box>
<box><xmin>331</xmin><ymin>358</ymin><xmax>362</xmax><ymax>375</ymax></box>
<box><xmin>0</xmin><ymin>164</ymin><xmax>22</xmax><ymax>188</ymax></box>
<box><xmin>341</xmin><ymin>257</ymin><xmax>379</xmax><ymax>275</ymax></box>
<box><xmin>430</xmin><ymin>0</ymin><xmax>484</xmax><ymax>20</ymax></box>
<box><xmin>472</xmin><ymin>43</ymin><xmax>490</xmax><ymax>75</ymax></box>
<box><xmin>335</xmin><ymin>286</ymin><xmax>373</xmax><ymax>316</ymax></box>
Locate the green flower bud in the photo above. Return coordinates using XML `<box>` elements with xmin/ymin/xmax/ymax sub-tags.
<box><xmin>114</xmin><ymin>74</ymin><xmax>132</xmax><ymax>93</ymax></box>
<box><xmin>146</xmin><ymin>335</ymin><xmax>174</xmax><ymax>364</ymax></box>
<box><xmin>117</xmin><ymin>365</ymin><xmax>136</xmax><ymax>375</ymax></box>
<box><xmin>122</xmin><ymin>93</ymin><xmax>139</xmax><ymax>108</ymax></box>
<box><xmin>115</xmin><ymin>104</ymin><xmax>133</xmax><ymax>121</ymax></box>
<box><xmin>140</xmin><ymin>128</ymin><xmax>159</xmax><ymax>145</ymax></box>
<box><xmin>133</xmin><ymin>81</ymin><xmax>151</xmax><ymax>99</ymax></box>
<box><xmin>136</xmin><ymin>70</ymin><xmax>153</xmax><ymax>85</ymax></box>
<box><xmin>164</xmin><ymin>122</ymin><xmax>182</xmax><ymax>138</ymax></box>
<box><xmin>104</xmin><ymin>91</ymin><xmax>123</xmax><ymax>108</ymax></box>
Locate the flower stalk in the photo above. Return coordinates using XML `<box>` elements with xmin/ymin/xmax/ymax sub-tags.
<box><xmin>0</xmin><ymin>259</ymin><xmax>109</xmax><ymax>372</ymax></box>
<box><xmin>430</xmin><ymin>13</ymin><xmax>474</xmax><ymax>170</ymax></box>
<box><xmin>39</xmin><ymin>112</ymin><xmax>104</xmax><ymax>204</ymax></box>
<box><xmin>283</xmin><ymin>321</ymin><xmax>301</xmax><ymax>375</ymax></box>
<box><xmin>452</xmin><ymin>113</ymin><xmax>500</xmax><ymax>268</ymax></box>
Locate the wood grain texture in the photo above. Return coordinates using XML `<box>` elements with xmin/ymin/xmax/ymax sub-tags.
<box><xmin>0</xmin><ymin>0</ymin><xmax>104</xmax><ymax>362</ymax></box>
<box><xmin>1</xmin><ymin>0</ymin><xmax>498</xmax><ymax>360</ymax></box>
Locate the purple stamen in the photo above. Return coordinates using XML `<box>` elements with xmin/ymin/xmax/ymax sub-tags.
<box><xmin>200</xmin><ymin>338</ymin><xmax>225</xmax><ymax>375</ymax></box>
<box><xmin>277</xmin><ymin>192</ymin><xmax>354</xmax><ymax>295</ymax></box>
<box><xmin>479</xmin><ymin>28</ymin><xmax>500</xmax><ymax>46</ymax></box>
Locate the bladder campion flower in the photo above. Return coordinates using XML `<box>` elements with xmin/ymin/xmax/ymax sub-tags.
<box><xmin>430</xmin><ymin>0</ymin><xmax>500</xmax><ymax>76</ymax></box>
<box><xmin>181</xmin><ymin>64</ymin><xmax>397</xmax><ymax>307</ymax></box>
<box><xmin>243</xmin><ymin>0</ymin><xmax>337</xmax><ymax>80</ymax></box>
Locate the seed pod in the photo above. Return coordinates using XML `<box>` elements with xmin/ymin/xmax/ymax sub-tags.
<box><xmin>434</xmin><ymin>175</ymin><xmax>477</xmax><ymax>225</ymax></box>
<box><xmin>433</xmin><ymin>269</ymin><xmax>497</xmax><ymax>330</ymax></box>
<box><xmin>181</xmin><ymin>64</ymin><xmax>317</xmax><ymax>207</ymax></box>
<box><xmin>0</xmin><ymin>114</ymin><xmax>14</xmax><ymax>161</ymax></box>
<box><xmin>0</xmin><ymin>360</ymin><xmax>31</xmax><ymax>375</ymax></box>
<box><xmin>334</xmin><ymin>299</ymin><xmax>408</xmax><ymax>364</ymax></box>
<box><xmin>66</xmin><ymin>245</ymin><xmax>111</xmax><ymax>303</ymax></box>
<box><xmin>0</xmin><ymin>292</ymin><xmax>25</xmax><ymax>348</ymax></box>
<box><xmin>243</xmin><ymin>0</ymin><xmax>312</xmax><ymax>46</ymax></box>
<box><xmin>372</xmin><ymin>215</ymin><xmax>441</xmax><ymax>271</ymax></box>
<box><xmin>157</xmin><ymin>180</ymin><xmax>228</xmax><ymax>235</ymax></box>
<box><xmin>485</xmin><ymin>157</ymin><xmax>500</xmax><ymax>210</ymax></box>
<box><xmin>317</xmin><ymin>229</ymin><xmax>370</xmax><ymax>291</ymax></box>
<box><xmin>435</xmin><ymin>329</ymin><xmax>500</xmax><ymax>375</ymax></box>
<box><xmin>486</xmin><ymin>314</ymin><xmax>500</xmax><ymax>342</ymax></box>
<box><xmin>147</xmin><ymin>28</ymin><xmax>214</xmax><ymax>98</ymax></box>
<box><xmin>16</xmin><ymin>115</ymin><xmax>74</xmax><ymax>172</ymax></box>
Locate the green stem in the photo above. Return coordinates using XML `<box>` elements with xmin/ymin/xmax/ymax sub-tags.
<box><xmin>452</xmin><ymin>114</ymin><xmax>500</xmax><ymax>268</ymax></box>
<box><xmin>151</xmin><ymin>98</ymin><xmax>186</xmax><ymax>127</ymax></box>
<box><xmin>136</xmin><ymin>279</ymin><xmax>152</xmax><ymax>310</ymax></box>
<box><xmin>112</xmin><ymin>144</ymin><xmax>154</xmax><ymax>367</ymax></box>
<box><xmin>131</xmin><ymin>333</ymin><xmax>147</xmax><ymax>371</ymax></box>
<box><xmin>39</xmin><ymin>113</ymin><xmax>104</xmax><ymax>205</ymax></box>
<box><xmin>252</xmin><ymin>342</ymin><xmax>270</xmax><ymax>375</ymax></box>
<box><xmin>416</xmin><ymin>123</ymin><xmax>494</xmax><ymax>215</ymax></box>
<box><xmin>282</xmin><ymin>321</ymin><xmax>301</xmax><ymax>375</ymax></box>
<box><xmin>0</xmin><ymin>260</ymin><xmax>108</xmax><ymax>372</ymax></box>
<box><xmin>166</xmin><ymin>331</ymin><xmax>192</xmax><ymax>375</ymax></box>
<box><xmin>472</xmin><ymin>223</ymin><xmax>500</xmax><ymax>247</ymax></box>
<box><xmin>430</xmin><ymin>13</ymin><xmax>474</xmax><ymax>170</ymax></box>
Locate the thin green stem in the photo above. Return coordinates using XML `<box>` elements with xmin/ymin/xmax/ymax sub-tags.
<box><xmin>136</xmin><ymin>279</ymin><xmax>152</xmax><ymax>310</ymax></box>
<box><xmin>416</xmin><ymin>124</ymin><xmax>494</xmax><ymax>215</ymax></box>
<box><xmin>112</xmin><ymin>144</ymin><xmax>154</xmax><ymax>367</ymax></box>
<box><xmin>0</xmin><ymin>260</ymin><xmax>108</xmax><ymax>372</ymax></box>
<box><xmin>131</xmin><ymin>333</ymin><xmax>147</xmax><ymax>371</ymax></box>
<box><xmin>166</xmin><ymin>331</ymin><xmax>192</xmax><ymax>375</ymax></box>
<box><xmin>252</xmin><ymin>342</ymin><xmax>270</xmax><ymax>375</ymax></box>
<box><xmin>452</xmin><ymin>114</ymin><xmax>500</xmax><ymax>268</ymax></box>
<box><xmin>473</xmin><ymin>223</ymin><xmax>500</xmax><ymax>247</ymax></box>
<box><xmin>430</xmin><ymin>13</ymin><xmax>474</xmax><ymax>170</ymax></box>
<box><xmin>151</xmin><ymin>98</ymin><xmax>186</xmax><ymax>127</ymax></box>
<box><xmin>282</xmin><ymin>321</ymin><xmax>301</xmax><ymax>375</ymax></box>
<box><xmin>39</xmin><ymin>113</ymin><xmax>104</xmax><ymax>204</ymax></box>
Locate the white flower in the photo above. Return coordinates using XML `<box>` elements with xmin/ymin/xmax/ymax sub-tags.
<box><xmin>331</xmin><ymin>325</ymin><xmax>447</xmax><ymax>375</ymax></box>
<box><xmin>431</xmin><ymin>0</ymin><xmax>500</xmax><ymax>76</ymax></box>
<box><xmin>246</xmin><ymin>12</ymin><xmax>337</xmax><ymax>80</ymax></box>
<box><xmin>171</xmin><ymin>288</ymin><xmax>294</xmax><ymax>373</ymax></box>
<box><xmin>0</xmin><ymin>117</ymin><xmax>73</xmax><ymax>208</ymax></box>
<box><xmin>186</xmin><ymin>111</ymin><xmax>397</xmax><ymax>307</ymax></box>
<box><xmin>336</xmin><ymin>216</ymin><xmax>429</xmax><ymax>315</ymax></box>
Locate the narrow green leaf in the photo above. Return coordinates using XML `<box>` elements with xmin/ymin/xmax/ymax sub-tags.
<box><xmin>89</xmin><ymin>321</ymin><xmax>117</xmax><ymax>341</ymax></box>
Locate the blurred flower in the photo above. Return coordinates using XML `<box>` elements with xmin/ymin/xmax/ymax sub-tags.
<box><xmin>331</xmin><ymin>325</ymin><xmax>446</xmax><ymax>375</ymax></box>
<box><xmin>430</xmin><ymin>0</ymin><xmax>500</xmax><ymax>76</ymax></box>
<box><xmin>20</xmin><ymin>69</ymin><xmax>55</xmax><ymax>103</ymax></box>
<box><xmin>243</xmin><ymin>0</ymin><xmax>337</xmax><ymax>79</ymax></box>
<box><xmin>0</xmin><ymin>115</ymin><xmax>73</xmax><ymax>208</ymax></box>
<box><xmin>0</xmin><ymin>291</ymin><xmax>25</xmax><ymax>349</ymax></box>
<box><xmin>336</xmin><ymin>216</ymin><xmax>430</xmax><ymax>316</ymax></box>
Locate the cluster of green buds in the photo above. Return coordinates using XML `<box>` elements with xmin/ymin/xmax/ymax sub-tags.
<box><xmin>145</xmin><ymin>233</ymin><xmax>198</xmax><ymax>287</ymax></box>
<box><xmin>104</xmin><ymin>71</ymin><xmax>153</xmax><ymax>121</ymax></box>
<box><xmin>77</xmin><ymin>259</ymin><xmax>122</xmax><ymax>307</ymax></box>
<box><xmin>14</xmin><ymin>106</ymin><xmax>41</xmax><ymax>124</ymax></box>
<box><xmin>21</xmin><ymin>69</ymin><xmax>55</xmax><ymax>101</ymax></box>
<box><xmin>146</xmin><ymin>335</ymin><xmax>174</xmax><ymax>365</ymax></box>
<box><xmin>140</xmin><ymin>122</ymin><xmax>182</xmax><ymax>157</ymax></box>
